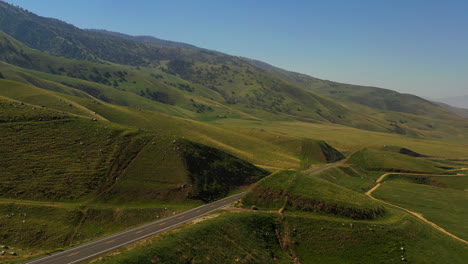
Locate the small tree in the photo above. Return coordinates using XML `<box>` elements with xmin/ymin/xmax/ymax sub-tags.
<box><xmin>0</xmin><ymin>72</ymin><xmax>4</xmax><ymax>79</ymax></box>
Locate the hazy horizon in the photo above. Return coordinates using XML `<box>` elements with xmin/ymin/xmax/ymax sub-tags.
<box><xmin>6</xmin><ymin>0</ymin><xmax>467</xmax><ymax>99</ymax></box>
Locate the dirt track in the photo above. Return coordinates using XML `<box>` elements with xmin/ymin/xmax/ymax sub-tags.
<box><xmin>365</xmin><ymin>172</ymin><xmax>468</xmax><ymax>244</ymax></box>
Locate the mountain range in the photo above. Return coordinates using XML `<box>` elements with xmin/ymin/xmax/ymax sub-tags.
<box><xmin>437</xmin><ymin>95</ymin><xmax>468</xmax><ymax>109</ymax></box>
<box><xmin>0</xmin><ymin>1</ymin><xmax>467</xmax><ymax>140</ymax></box>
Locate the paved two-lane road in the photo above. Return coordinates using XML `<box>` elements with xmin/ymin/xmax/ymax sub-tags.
<box><xmin>304</xmin><ymin>160</ymin><xmax>345</xmax><ymax>175</ymax></box>
<box><xmin>24</xmin><ymin>192</ymin><xmax>245</xmax><ymax>264</ymax></box>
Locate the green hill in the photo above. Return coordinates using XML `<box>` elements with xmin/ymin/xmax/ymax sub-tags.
<box><xmin>0</xmin><ymin>29</ymin><xmax>384</xmax><ymax>131</ymax></box>
<box><xmin>243</xmin><ymin>170</ymin><xmax>385</xmax><ymax>219</ymax></box>
<box><xmin>374</xmin><ymin>179</ymin><xmax>468</xmax><ymax>241</ymax></box>
<box><xmin>0</xmin><ymin>93</ymin><xmax>267</xmax><ymax>203</ymax></box>
<box><xmin>346</xmin><ymin>148</ymin><xmax>449</xmax><ymax>174</ymax></box>
<box><xmin>248</xmin><ymin>58</ymin><xmax>468</xmax><ymax>138</ymax></box>
<box><xmin>380</xmin><ymin>145</ymin><xmax>427</xmax><ymax>157</ymax></box>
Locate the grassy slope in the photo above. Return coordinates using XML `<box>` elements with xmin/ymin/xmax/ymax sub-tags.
<box><xmin>98</xmin><ymin>138</ymin><xmax>269</xmax><ymax>204</ymax></box>
<box><xmin>0</xmin><ymin>200</ymin><xmax>200</xmax><ymax>263</ymax></box>
<box><xmin>93</xmin><ymin>210</ymin><xmax>468</xmax><ymax>264</ymax></box>
<box><xmin>287</xmin><ymin>210</ymin><xmax>468</xmax><ymax>264</ymax></box>
<box><xmin>0</xmin><ymin>0</ymin><xmax>465</xmax><ymax>139</ymax></box>
<box><xmin>243</xmin><ymin>170</ymin><xmax>384</xmax><ymax>219</ymax></box>
<box><xmin>2</xmin><ymin>28</ymin><xmax>468</xmax><ymax>139</ymax></box>
<box><xmin>313</xmin><ymin>166</ymin><xmax>383</xmax><ymax>193</ymax></box>
<box><xmin>0</xmin><ymin>78</ymin><xmax>345</xmax><ymax>171</ymax></box>
<box><xmin>252</xmin><ymin>62</ymin><xmax>468</xmax><ymax>138</ymax></box>
<box><xmin>0</xmin><ymin>88</ymin><xmax>276</xmax><ymax>262</ymax></box>
<box><xmin>0</xmin><ymin>96</ymin><xmax>147</xmax><ymax>201</ymax></box>
<box><xmin>346</xmin><ymin>148</ymin><xmax>449</xmax><ymax>174</ymax></box>
<box><xmin>374</xmin><ymin>181</ymin><xmax>468</xmax><ymax>241</ymax></box>
<box><xmin>0</xmin><ymin>86</ymin><xmax>272</xmax><ymax>204</ymax></box>
<box><xmin>211</xmin><ymin>118</ymin><xmax>468</xmax><ymax>159</ymax></box>
<box><xmin>92</xmin><ymin>213</ymin><xmax>293</xmax><ymax>264</ymax></box>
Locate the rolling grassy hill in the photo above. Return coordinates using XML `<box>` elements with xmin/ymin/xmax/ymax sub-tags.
<box><xmin>0</xmin><ymin>29</ymin><xmax>388</xmax><ymax>131</ymax></box>
<box><xmin>312</xmin><ymin>166</ymin><xmax>382</xmax><ymax>193</ymax></box>
<box><xmin>243</xmin><ymin>170</ymin><xmax>385</xmax><ymax>219</ymax></box>
<box><xmin>248</xmin><ymin>58</ymin><xmax>468</xmax><ymax>138</ymax></box>
<box><xmin>346</xmin><ymin>148</ymin><xmax>450</xmax><ymax>174</ymax></box>
<box><xmin>374</xmin><ymin>179</ymin><xmax>468</xmax><ymax>241</ymax></box>
<box><xmin>0</xmin><ymin>89</ymin><xmax>271</xmax><ymax>203</ymax></box>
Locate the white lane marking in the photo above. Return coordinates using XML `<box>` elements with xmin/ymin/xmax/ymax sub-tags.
<box><xmin>67</xmin><ymin>201</ymin><xmax>238</xmax><ymax>264</ymax></box>
<box><xmin>24</xmin><ymin>193</ymin><xmax>245</xmax><ymax>264</ymax></box>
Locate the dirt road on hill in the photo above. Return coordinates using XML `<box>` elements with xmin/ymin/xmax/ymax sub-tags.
<box><xmin>365</xmin><ymin>172</ymin><xmax>468</xmax><ymax>244</ymax></box>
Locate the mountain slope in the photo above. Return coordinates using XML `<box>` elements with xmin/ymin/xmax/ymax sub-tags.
<box><xmin>0</xmin><ymin>29</ymin><xmax>395</xmax><ymax>133</ymax></box>
<box><xmin>0</xmin><ymin>1</ymin><xmax>228</xmax><ymax>66</ymax></box>
<box><xmin>247</xmin><ymin>59</ymin><xmax>468</xmax><ymax>137</ymax></box>
<box><xmin>437</xmin><ymin>95</ymin><xmax>468</xmax><ymax>109</ymax></box>
<box><xmin>87</xmin><ymin>29</ymin><xmax>206</xmax><ymax>52</ymax></box>
<box><xmin>1</xmin><ymin>1</ymin><xmax>467</xmax><ymax>139</ymax></box>
<box><xmin>435</xmin><ymin>101</ymin><xmax>468</xmax><ymax>119</ymax></box>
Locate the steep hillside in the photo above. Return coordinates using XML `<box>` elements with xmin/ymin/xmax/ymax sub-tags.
<box><xmin>248</xmin><ymin>59</ymin><xmax>468</xmax><ymax>137</ymax></box>
<box><xmin>0</xmin><ymin>1</ymin><xmax>226</xmax><ymax>65</ymax></box>
<box><xmin>0</xmin><ymin>89</ymin><xmax>267</xmax><ymax>203</ymax></box>
<box><xmin>0</xmin><ymin>29</ymin><xmax>407</xmax><ymax>136</ymax></box>
<box><xmin>98</xmin><ymin>137</ymin><xmax>269</xmax><ymax>203</ymax></box>
<box><xmin>0</xmin><ymin>96</ymin><xmax>148</xmax><ymax>201</ymax></box>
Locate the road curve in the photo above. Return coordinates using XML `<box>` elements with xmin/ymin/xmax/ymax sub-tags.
<box><xmin>24</xmin><ymin>192</ymin><xmax>245</xmax><ymax>264</ymax></box>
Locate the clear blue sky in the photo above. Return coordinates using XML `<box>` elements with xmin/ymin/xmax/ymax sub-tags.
<box><xmin>6</xmin><ymin>0</ymin><xmax>468</xmax><ymax>98</ymax></box>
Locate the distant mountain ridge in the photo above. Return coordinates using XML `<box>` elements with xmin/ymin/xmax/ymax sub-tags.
<box><xmin>0</xmin><ymin>0</ymin><xmax>467</xmax><ymax>138</ymax></box>
<box><xmin>86</xmin><ymin>29</ymin><xmax>206</xmax><ymax>52</ymax></box>
<box><xmin>434</xmin><ymin>102</ymin><xmax>468</xmax><ymax>119</ymax></box>
<box><xmin>436</xmin><ymin>95</ymin><xmax>468</xmax><ymax>109</ymax></box>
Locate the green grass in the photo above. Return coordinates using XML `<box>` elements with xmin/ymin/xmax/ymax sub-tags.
<box><xmin>432</xmin><ymin>176</ymin><xmax>468</xmax><ymax>190</ymax></box>
<box><xmin>98</xmin><ymin>137</ymin><xmax>269</xmax><ymax>204</ymax></box>
<box><xmin>313</xmin><ymin>166</ymin><xmax>382</xmax><ymax>193</ymax></box>
<box><xmin>92</xmin><ymin>210</ymin><xmax>468</xmax><ymax>264</ymax></box>
<box><xmin>0</xmin><ymin>200</ymin><xmax>201</xmax><ymax>263</ymax></box>
<box><xmin>92</xmin><ymin>212</ymin><xmax>292</xmax><ymax>264</ymax></box>
<box><xmin>2</xmin><ymin>28</ymin><xmax>468</xmax><ymax>141</ymax></box>
<box><xmin>383</xmin><ymin>174</ymin><xmax>468</xmax><ymax>190</ymax></box>
<box><xmin>290</xmin><ymin>171</ymin><xmax>382</xmax><ymax>212</ymax></box>
<box><xmin>374</xmin><ymin>181</ymin><xmax>468</xmax><ymax>241</ymax></box>
<box><xmin>1</xmin><ymin>77</ymin><xmax>347</xmax><ymax>171</ymax></box>
<box><xmin>0</xmin><ymin>113</ymin><xmax>142</xmax><ymax>201</ymax></box>
<box><xmin>287</xmin><ymin>210</ymin><xmax>468</xmax><ymax>264</ymax></box>
<box><xmin>211</xmin><ymin>118</ymin><xmax>468</xmax><ymax>159</ymax></box>
<box><xmin>243</xmin><ymin>170</ymin><xmax>385</xmax><ymax>219</ymax></box>
<box><xmin>347</xmin><ymin>148</ymin><xmax>450</xmax><ymax>174</ymax></box>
